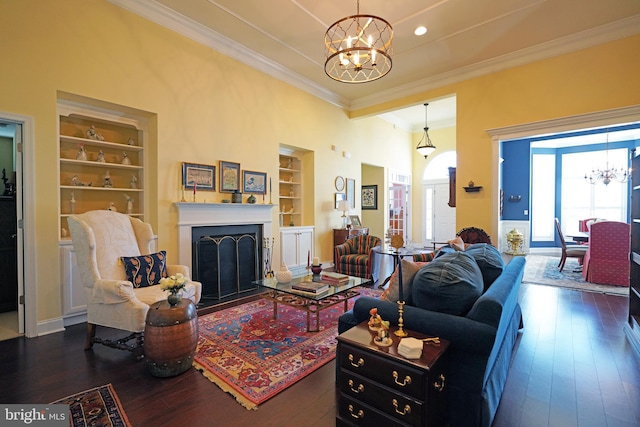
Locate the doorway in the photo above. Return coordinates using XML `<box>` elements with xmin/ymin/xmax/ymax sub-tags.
<box><xmin>422</xmin><ymin>151</ymin><xmax>457</xmax><ymax>247</ymax></box>
<box><xmin>0</xmin><ymin>119</ymin><xmax>21</xmax><ymax>340</ymax></box>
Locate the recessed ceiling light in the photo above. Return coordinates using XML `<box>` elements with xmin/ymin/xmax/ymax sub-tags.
<box><xmin>414</xmin><ymin>26</ymin><xmax>427</xmax><ymax>36</ymax></box>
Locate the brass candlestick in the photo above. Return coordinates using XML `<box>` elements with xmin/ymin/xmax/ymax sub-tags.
<box><xmin>394</xmin><ymin>301</ymin><xmax>408</xmax><ymax>337</ymax></box>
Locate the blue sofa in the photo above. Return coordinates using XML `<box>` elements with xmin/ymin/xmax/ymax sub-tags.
<box><xmin>338</xmin><ymin>252</ymin><xmax>525</xmax><ymax>427</ymax></box>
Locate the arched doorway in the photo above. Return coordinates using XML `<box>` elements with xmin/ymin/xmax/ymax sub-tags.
<box><xmin>422</xmin><ymin>151</ymin><xmax>456</xmax><ymax>247</ymax></box>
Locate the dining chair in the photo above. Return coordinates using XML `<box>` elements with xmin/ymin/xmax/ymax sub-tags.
<box><xmin>554</xmin><ymin>218</ymin><xmax>588</xmax><ymax>272</ymax></box>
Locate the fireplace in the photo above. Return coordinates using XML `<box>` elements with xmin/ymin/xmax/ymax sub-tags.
<box><xmin>175</xmin><ymin>202</ymin><xmax>276</xmax><ymax>299</ymax></box>
<box><xmin>192</xmin><ymin>224</ymin><xmax>262</xmax><ymax>299</ymax></box>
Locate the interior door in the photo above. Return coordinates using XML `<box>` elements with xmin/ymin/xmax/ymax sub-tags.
<box><xmin>424</xmin><ymin>182</ymin><xmax>456</xmax><ymax>247</ymax></box>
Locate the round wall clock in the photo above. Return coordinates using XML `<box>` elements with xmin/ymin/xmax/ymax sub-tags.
<box><xmin>335</xmin><ymin>176</ymin><xmax>345</xmax><ymax>191</ymax></box>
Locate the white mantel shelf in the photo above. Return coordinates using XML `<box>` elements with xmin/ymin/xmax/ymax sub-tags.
<box><xmin>174</xmin><ymin>202</ymin><xmax>277</xmax><ymax>268</ymax></box>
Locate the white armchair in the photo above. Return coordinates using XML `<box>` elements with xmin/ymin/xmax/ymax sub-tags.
<box><xmin>67</xmin><ymin>210</ymin><xmax>201</xmax><ymax>356</ymax></box>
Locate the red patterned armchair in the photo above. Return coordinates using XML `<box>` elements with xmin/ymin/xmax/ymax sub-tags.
<box><xmin>334</xmin><ymin>234</ymin><xmax>382</xmax><ymax>279</ymax></box>
<box><xmin>582</xmin><ymin>221</ymin><xmax>630</xmax><ymax>286</ymax></box>
<box><xmin>578</xmin><ymin>217</ymin><xmax>597</xmax><ymax>232</ymax></box>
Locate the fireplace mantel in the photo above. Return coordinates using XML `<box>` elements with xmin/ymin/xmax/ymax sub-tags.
<box><xmin>174</xmin><ymin>202</ymin><xmax>276</xmax><ymax>268</ymax></box>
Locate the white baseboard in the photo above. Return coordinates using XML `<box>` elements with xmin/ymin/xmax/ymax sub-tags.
<box><xmin>36</xmin><ymin>317</ymin><xmax>65</xmax><ymax>337</ymax></box>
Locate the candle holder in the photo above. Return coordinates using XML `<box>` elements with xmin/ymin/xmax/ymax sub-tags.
<box><xmin>311</xmin><ymin>265</ymin><xmax>322</xmax><ymax>275</ymax></box>
<box><xmin>180</xmin><ymin>185</ymin><xmax>186</xmax><ymax>202</ymax></box>
<box><xmin>394</xmin><ymin>301</ymin><xmax>408</xmax><ymax>337</ymax></box>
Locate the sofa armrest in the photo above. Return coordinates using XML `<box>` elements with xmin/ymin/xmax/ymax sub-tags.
<box><xmin>167</xmin><ymin>264</ymin><xmax>191</xmax><ymax>278</ymax></box>
<box><xmin>352</xmin><ymin>296</ymin><xmax>496</xmax><ymax>355</ymax></box>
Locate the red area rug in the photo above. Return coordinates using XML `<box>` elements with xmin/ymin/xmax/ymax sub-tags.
<box><xmin>51</xmin><ymin>383</ymin><xmax>131</xmax><ymax>427</ymax></box>
<box><xmin>193</xmin><ymin>286</ymin><xmax>380</xmax><ymax>409</ymax></box>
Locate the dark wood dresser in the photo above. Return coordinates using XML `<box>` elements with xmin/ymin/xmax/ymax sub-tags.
<box><xmin>333</xmin><ymin>227</ymin><xmax>369</xmax><ymax>246</ymax></box>
<box><xmin>336</xmin><ymin>322</ymin><xmax>449</xmax><ymax>426</ymax></box>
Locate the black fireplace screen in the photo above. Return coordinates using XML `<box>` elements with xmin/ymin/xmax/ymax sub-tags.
<box><xmin>192</xmin><ymin>225</ymin><xmax>262</xmax><ymax>299</ymax></box>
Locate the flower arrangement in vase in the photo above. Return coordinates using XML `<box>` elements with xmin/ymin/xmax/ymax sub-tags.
<box><xmin>159</xmin><ymin>273</ymin><xmax>187</xmax><ymax>306</ymax></box>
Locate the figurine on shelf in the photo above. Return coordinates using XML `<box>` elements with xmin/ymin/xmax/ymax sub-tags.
<box><xmin>124</xmin><ymin>194</ymin><xmax>133</xmax><ymax>214</ymax></box>
<box><xmin>76</xmin><ymin>144</ymin><xmax>87</xmax><ymax>161</ymax></box>
<box><xmin>86</xmin><ymin>126</ymin><xmax>97</xmax><ymax>140</ymax></box>
<box><xmin>70</xmin><ymin>174</ymin><xmax>90</xmax><ymax>186</ymax></box>
<box><xmin>96</xmin><ymin>132</ymin><xmax>104</xmax><ymax>141</ymax></box>
<box><xmin>70</xmin><ymin>191</ymin><xmax>76</xmax><ymax>214</ymax></box>
<box><xmin>96</xmin><ymin>150</ymin><xmax>105</xmax><ymax>163</ymax></box>
<box><xmin>368</xmin><ymin>307</ymin><xmax>383</xmax><ymax>331</ymax></box>
<box><xmin>61</xmin><ymin>228</ymin><xmax>68</xmax><ymax>238</ymax></box>
<box><xmin>130</xmin><ymin>175</ymin><xmax>137</xmax><ymax>189</ymax></box>
<box><xmin>103</xmin><ymin>170</ymin><xmax>113</xmax><ymax>188</ymax></box>
<box><xmin>121</xmin><ymin>152</ymin><xmax>131</xmax><ymax>165</ymax></box>
<box><xmin>127</xmin><ymin>138</ymin><xmax>136</xmax><ymax>146</ymax></box>
<box><xmin>107</xmin><ymin>202</ymin><xmax>117</xmax><ymax>212</ymax></box>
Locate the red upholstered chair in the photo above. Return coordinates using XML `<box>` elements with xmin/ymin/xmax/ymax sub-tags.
<box><xmin>456</xmin><ymin>227</ymin><xmax>492</xmax><ymax>246</ymax></box>
<box><xmin>579</xmin><ymin>217</ymin><xmax>597</xmax><ymax>232</ymax></box>
<box><xmin>582</xmin><ymin>221</ymin><xmax>630</xmax><ymax>286</ymax></box>
<box><xmin>334</xmin><ymin>234</ymin><xmax>382</xmax><ymax>279</ymax></box>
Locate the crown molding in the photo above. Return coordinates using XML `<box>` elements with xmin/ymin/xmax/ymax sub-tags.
<box><xmin>109</xmin><ymin>0</ymin><xmax>639</xmax><ymax>113</ymax></box>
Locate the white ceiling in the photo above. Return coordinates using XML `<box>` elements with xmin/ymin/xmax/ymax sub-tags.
<box><xmin>110</xmin><ymin>0</ymin><xmax>640</xmax><ymax>131</ymax></box>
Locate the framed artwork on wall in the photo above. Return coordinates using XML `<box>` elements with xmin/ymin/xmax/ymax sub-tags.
<box><xmin>349</xmin><ymin>215</ymin><xmax>362</xmax><ymax>227</ymax></box>
<box><xmin>243</xmin><ymin>170</ymin><xmax>267</xmax><ymax>194</ymax></box>
<box><xmin>346</xmin><ymin>178</ymin><xmax>355</xmax><ymax>209</ymax></box>
<box><xmin>182</xmin><ymin>162</ymin><xmax>216</xmax><ymax>191</ymax></box>
<box><xmin>220</xmin><ymin>161</ymin><xmax>240</xmax><ymax>192</ymax></box>
<box><xmin>335</xmin><ymin>192</ymin><xmax>346</xmax><ymax>209</ymax></box>
<box><xmin>362</xmin><ymin>185</ymin><xmax>377</xmax><ymax>210</ymax></box>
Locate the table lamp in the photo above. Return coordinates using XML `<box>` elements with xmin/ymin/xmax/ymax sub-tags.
<box><xmin>337</xmin><ymin>199</ymin><xmax>350</xmax><ymax>228</ymax></box>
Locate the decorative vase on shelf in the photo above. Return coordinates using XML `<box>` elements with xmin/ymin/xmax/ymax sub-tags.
<box><xmin>247</xmin><ymin>194</ymin><xmax>257</xmax><ymax>204</ymax></box>
<box><xmin>232</xmin><ymin>190</ymin><xmax>242</xmax><ymax>203</ymax></box>
<box><xmin>275</xmin><ymin>263</ymin><xmax>292</xmax><ymax>284</ymax></box>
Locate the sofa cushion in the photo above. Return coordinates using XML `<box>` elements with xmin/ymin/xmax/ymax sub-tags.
<box><xmin>380</xmin><ymin>259</ymin><xmax>428</xmax><ymax>303</ymax></box>
<box><xmin>121</xmin><ymin>250</ymin><xmax>168</xmax><ymax>288</ymax></box>
<box><xmin>464</xmin><ymin>243</ymin><xmax>505</xmax><ymax>291</ymax></box>
<box><xmin>411</xmin><ymin>251</ymin><xmax>483</xmax><ymax>315</ymax></box>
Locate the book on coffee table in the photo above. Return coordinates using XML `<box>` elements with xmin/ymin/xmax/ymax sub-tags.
<box><xmin>291</xmin><ymin>282</ymin><xmax>330</xmax><ymax>294</ymax></box>
<box><xmin>320</xmin><ymin>272</ymin><xmax>350</xmax><ymax>285</ymax></box>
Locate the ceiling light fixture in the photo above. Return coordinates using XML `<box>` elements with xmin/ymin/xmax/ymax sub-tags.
<box><xmin>585</xmin><ymin>130</ymin><xmax>628</xmax><ymax>185</ymax></box>
<box><xmin>416</xmin><ymin>103</ymin><xmax>436</xmax><ymax>158</ymax></box>
<box><xmin>324</xmin><ymin>0</ymin><xmax>393</xmax><ymax>84</ymax></box>
<box><xmin>414</xmin><ymin>26</ymin><xmax>427</xmax><ymax>36</ymax></box>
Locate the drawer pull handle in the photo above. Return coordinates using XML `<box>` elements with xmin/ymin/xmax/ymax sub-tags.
<box><xmin>392</xmin><ymin>399</ymin><xmax>411</xmax><ymax>416</ymax></box>
<box><xmin>348</xmin><ymin>354</ymin><xmax>364</xmax><ymax>368</ymax></box>
<box><xmin>348</xmin><ymin>379</ymin><xmax>364</xmax><ymax>393</ymax></box>
<box><xmin>392</xmin><ymin>370</ymin><xmax>411</xmax><ymax>386</ymax></box>
<box><xmin>348</xmin><ymin>404</ymin><xmax>364</xmax><ymax>419</ymax></box>
<box><xmin>433</xmin><ymin>373</ymin><xmax>446</xmax><ymax>392</ymax></box>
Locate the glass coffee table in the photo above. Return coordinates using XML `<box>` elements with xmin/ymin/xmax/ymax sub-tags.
<box><xmin>253</xmin><ymin>274</ymin><xmax>369</xmax><ymax>332</ymax></box>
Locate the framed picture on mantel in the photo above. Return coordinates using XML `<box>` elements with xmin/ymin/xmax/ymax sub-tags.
<box><xmin>220</xmin><ymin>161</ymin><xmax>240</xmax><ymax>192</ymax></box>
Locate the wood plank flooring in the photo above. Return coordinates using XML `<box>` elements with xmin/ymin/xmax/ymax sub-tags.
<box><xmin>0</xmin><ymin>283</ymin><xmax>638</xmax><ymax>426</ymax></box>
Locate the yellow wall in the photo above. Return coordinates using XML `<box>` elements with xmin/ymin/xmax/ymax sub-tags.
<box><xmin>0</xmin><ymin>0</ymin><xmax>413</xmax><ymax>325</ymax></box>
<box><xmin>361</xmin><ymin>164</ymin><xmax>385</xmax><ymax>238</ymax></box>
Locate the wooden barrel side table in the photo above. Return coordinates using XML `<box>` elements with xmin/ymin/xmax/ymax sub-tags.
<box><xmin>144</xmin><ymin>298</ymin><xmax>198</xmax><ymax>377</ymax></box>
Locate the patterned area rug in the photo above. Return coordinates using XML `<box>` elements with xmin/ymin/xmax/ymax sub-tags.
<box><xmin>193</xmin><ymin>286</ymin><xmax>381</xmax><ymax>410</ymax></box>
<box><xmin>51</xmin><ymin>384</ymin><xmax>131</xmax><ymax>427</ymax></box>
<box><xmin>522</xmin><ymin>255</ymin><xmax>628</xmax><ymax>296</ymax></box>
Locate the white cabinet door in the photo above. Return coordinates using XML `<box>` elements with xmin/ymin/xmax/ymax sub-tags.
<box><xmin>280</xmin><ymin>226</ymin><xmax>314</xmax><ymax>274</ymax></box>
<box><xmin>60</xmin><ymin>243</ymin><xmax>87</xmax><ymax>324</ymax></box>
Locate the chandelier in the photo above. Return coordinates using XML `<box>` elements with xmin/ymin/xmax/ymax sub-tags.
<box><xmin>324</xmin><ymin>0</ymin><xmax>393</xmax><ymax>83</ymax></box>
<box><xmin>416</xmin><ymin>103</ymin><xmax>436</xmax><ymax>158</ymax></box>
<box><xmin>584</xmin><ymin>131</ymin><xmax>629</xmax><ymax>185</ymax></box>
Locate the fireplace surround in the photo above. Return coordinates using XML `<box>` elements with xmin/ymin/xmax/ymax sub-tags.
<box><xmin>175</xmin><ymin>202</ymin><xmax>276</xmax><ymax>299</ymax></box>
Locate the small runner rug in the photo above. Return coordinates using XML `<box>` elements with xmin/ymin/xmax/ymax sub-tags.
<box><xmin>522</xmin><ymin>255</ymin><xmax>628</xmax><ymax>296</ymax></box>
<box><xmin>51</xmin><ymin>383</ymin><xmax>131</xmax><ymax>427</ymax></box>
<box><xmin>193</xmin><ymin>286</ymin><xmax>381</xmax><ymax>410</ymax></box>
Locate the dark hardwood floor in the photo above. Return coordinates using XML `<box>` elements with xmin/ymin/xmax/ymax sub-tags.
<box><xmin>0</xmin><ymin>282</ymin><xmax>639</xmax><ymax>426</ymax></box>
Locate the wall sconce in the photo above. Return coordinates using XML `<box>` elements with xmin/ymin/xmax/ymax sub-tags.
<box><xmin>508</xmin><ymin>195</ymin><xmax>522</xmax><ymax>202</ymax></box>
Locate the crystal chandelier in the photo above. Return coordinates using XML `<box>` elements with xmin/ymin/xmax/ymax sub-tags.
<box><xmin>584</xmin><ymin>131</ymin><xmax>629</xmax><ymax>185</ymax></box>
<box><xmin>416</xmin><ymin>103</ymin><xmax>436</xmax><ymax>158</ymax></box>
<box><xmin>324</xmin><ymin>0</ymin><xmax>393</xmax><ymax>83</ymax></box>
